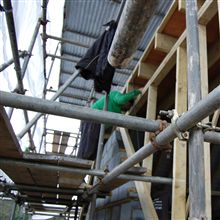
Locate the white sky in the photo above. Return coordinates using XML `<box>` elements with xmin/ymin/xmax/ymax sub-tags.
<box><xmin>0</xmin><ymin>0</ymin><xmax>80</xmax><ymax>219</ymax></box>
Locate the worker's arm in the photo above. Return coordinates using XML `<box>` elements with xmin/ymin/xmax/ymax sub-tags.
<box><xmin>114</xmin><ymin>89</ymin><xmax>141</xmax><ymax>105</ymax></box>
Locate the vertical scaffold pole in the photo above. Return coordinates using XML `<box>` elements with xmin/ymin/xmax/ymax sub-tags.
<box><xmin>186</xmin><ymin>0</ymin><xmax>206</xmax><ymax>219</ymax></box>
<box><xmin>88</xmin><ymin>93</ymin><xmax>109</xmax><ymax>220</ymax></box>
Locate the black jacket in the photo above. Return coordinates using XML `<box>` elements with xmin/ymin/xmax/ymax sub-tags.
<box><xmin>75</xmin><ymin>20</ymin><xmax>117</xmax><ymax>93</ymax></box>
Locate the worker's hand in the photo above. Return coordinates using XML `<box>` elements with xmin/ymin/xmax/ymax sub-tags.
<box><xmin>133</xmin><ymin>89</ymin><xmax>141</xmax><ymax>96</ymax></box>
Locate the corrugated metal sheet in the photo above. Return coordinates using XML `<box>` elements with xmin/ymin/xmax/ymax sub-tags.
<box><xmin>59</xmin><ymin>0</ymin><xmax>173</xmax><ymax>106</ymax></box>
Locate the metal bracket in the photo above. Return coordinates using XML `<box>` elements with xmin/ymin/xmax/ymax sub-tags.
<box><xmin>170</xmin><ymin>110</ymin><xmax>188</xmax><ymax>140</ymax></box>
<box><xmin>197</xmin><ymin>122</ymin><xmax>220</xmax><ymax>132</ymax></box>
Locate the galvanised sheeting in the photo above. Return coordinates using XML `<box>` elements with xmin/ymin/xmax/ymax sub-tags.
<box><xmin>64</xmin><ymin>1</ymin><xmax>120</xmax><ymax>38</ymax></box>
<box><xmin>60</xmin><ymin>74</ymin><xmax>93</xmax><ymax>90</ymax></box>
<box><xmin>59</xmin><ymin>96</ymin><xmax>87</xmax><ymax>107</ymax></box>
<box><xmin>59</xmin><ymin>0</ymin><xmax>173</xmax><ymax>106</ymax></box>
<box><xmin>61</xmin><ymin>87</ymin><xmax>102</xmax><ymax>100</ymax></box>
<box><xmin>138</xmin><ymin>0</ymin><xmax>173</xmax><ymax>50</ymax></box>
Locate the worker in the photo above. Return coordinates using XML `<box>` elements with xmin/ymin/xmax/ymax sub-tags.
<box><xmin>77</xmin><ymin>89</ymin><xmax>141</xmax><ymax>160</ymax></box>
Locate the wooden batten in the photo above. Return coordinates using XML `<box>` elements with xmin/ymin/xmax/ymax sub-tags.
<box><xmin>138</xmin><ymin>62</ymin><xmax>157</xmax><ymax>80</ymax></box>
<box><xmin>199</xmin><ymin>24</ymin><xmax>212</xmax><ymax>219</ymax></box>
<box><xmin>178</xmin><ymin>0</ymin><xmax>186</xmax><ymax>12</ymax></box>
<box><xmin>198</xmin><ymin>0</ymin><xmax>218</xmax><ymax>25</ymax></box>
<box><xmin>143</xmin><ymin>85</ymin><xmax>157</xmax><ymax>191</ymax></box>
<box><xmin>171</xmin><ymin>46</ymin><xmax>187</xmax><ymax>220</ymax></box>
<box><xmin>154</xmin><ymin>32</ymin><xmax>177</xmax><ymax>53</ymax></box>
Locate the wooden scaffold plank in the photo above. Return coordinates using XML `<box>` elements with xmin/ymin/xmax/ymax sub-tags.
<box><xmin>143</xmin><ymin>85</ymin><xmax>158</xmax><ymax>190</ymax></box>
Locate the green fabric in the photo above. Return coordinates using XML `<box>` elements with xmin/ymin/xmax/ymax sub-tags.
<box><xmin>92</xmin><ymin>89</ymin><xmax>141</xmax><ymax>113</ymax></box>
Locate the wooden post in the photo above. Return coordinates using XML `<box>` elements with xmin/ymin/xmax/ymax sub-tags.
<box><xmin>199</xmin><ymin>24</ymin><xmax>212</xmax><ymax>219</ymax></box>
<box><xmin>143</xmin><ymin>85</ymin><xmax>157</xmax><ymax>190</ymax></box>
<box><xmin>171</xmin><ymin>46</ymin><xmax>187</xmax><ymax>220</ymax></box>
<box><xmin>212</xmin><ymin>110</ymin><xmax>220</xmax><ymax>125</ymax></box>
<box><xmin>119</xmin><ymin>127</ymin><xmax>158</xmax><ymax>220</ymax></box>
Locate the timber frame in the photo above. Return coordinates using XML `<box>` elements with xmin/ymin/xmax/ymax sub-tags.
<box><xmin>120</xmin><ymin>0</ymin><xmax>220</xmax><ymax>219</ymax></box>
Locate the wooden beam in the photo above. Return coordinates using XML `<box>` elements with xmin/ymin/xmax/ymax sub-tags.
<box><xmin>158</xmin><ymin>1</ymin><xmax>178</xmax><ymax>32</ymax></box>
<box><xmin>198</xmin><ymin>0</ymin><xmax>217</xmax><ymax>25</ymax></box>
<box><xmin>143</xmin><ymin>85</ymin><xmax>157</xmax><ymax>190</ymax></box>
<box><xmin>128</xmin><ymin>30</ymin><xmax>186</xmax><ymax>115</ymax></box>
<box><xmin>128</xmin><ymin>0</ymin><xmax>217</xmax><ymax>115</ymax></box>
<box><xmin>178</xmin><ymin>0</ymin><xmax>185</xmax><ymax>12</ymax></box>
<box><xmin>199</xmin><ymin>24</ymin><xmax>211</xmax><ymax>219</ymax></box>
<box><xmin>119</xmin><ymin>127</ymin><xmax>158</xmax><ymax>220</ymax></box>
<box><xmin>171</xmin><ymin>46</ymin><xmax>187</xmax><ymax>220</ymax></box>
<box><xmin>155</xmin><ymin>33</ymin><xmax>177</xmax><ymax>53</ymax></box>
<box><xmin>138</xmin><ymin>62</ymin><xmax>157</xmax><ymax>80</ymax></box>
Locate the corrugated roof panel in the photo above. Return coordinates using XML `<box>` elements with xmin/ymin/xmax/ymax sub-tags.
<box><xmin>59</xmin><ymin>96</ymin><xmax>87</xmax><ymax>106</ymax></box>
<box><xmin>64</xmin><ymin>1</ymin><xmax>120</xmax><ymax>37</ymax></box>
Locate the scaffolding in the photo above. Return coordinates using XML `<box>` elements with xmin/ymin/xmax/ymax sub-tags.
<box><xmin>0</xmin><ymin>0</ymin><xmax>220</xmax><ymax>219</ymax></box>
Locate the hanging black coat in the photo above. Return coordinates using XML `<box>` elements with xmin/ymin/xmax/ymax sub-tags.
<box><xmin>75</xmin><ymin>20</ymin><xmax>117</xmax><ymax>93</ymax></box>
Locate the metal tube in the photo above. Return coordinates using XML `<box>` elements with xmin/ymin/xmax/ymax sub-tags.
<box><xmin>115</xmin><ymin>0</ymin><xmax>126</xmax><ymax>23</ymax></box>
<box><xmin>42</xmin><ymin>0</ymin><xmax>48</xmax><ymax>79</ymax></box>
<box><xmin>46</xmin><ymin>34</ymin><xmax>90</xmax><ymax>48</ymax></box>
<box><xmin>88</xmin><ymin>85</ymin><xmax>220</xmax><ymax>194</ymax></box>
<box><xmin>21</xmin><ymin>19</ymin><xmax>41</xmax><ymax>79</ymax></box>
<box><xmin>1</xmin><ymin>183</ymin><xmax>85</xmax><ymax>195</ymax></box>
<box><xmin>186</xmin><ymin>1</ymin><xmax>206</xmax><ymax>217</ymax></box>
<box><xmin>108</xmin><ymin>0</ymin><xmax>159</xmax><ymax>68</ymax></box>
<box><xmin>0</xmin><ymin>51</ymin><xmax>28</xmax><ymax>72</ymax></box>
<box><xmin>204</xmin><ymin>131</ymin><xmax>220</xmax><ymax>145</ymax></box>
<box><xmin>47</xmin><ymin>53</ymin><xmax>79</xmax><ymax>63</ymax></box>
<box><xmin>0</xmin><ymin>158</ymin><xmax>172</xmax><ymax>184</ymax></box>
<box><xmin>3</xmin><ymin>0</ymin><xmax>36</xmax><ymax>148</ymax></box>
<box><xmin>17</xmin><ymin>69</ymin><xmax>81</xmax><ymax>138</ymax></box>
<box><xmin>23</xmin><ymin>111</ymin><xmax>36</xmax><ymax>150</ymax></box>
<box><xmin>44</xmin><ymin>43</ymin><xmax>61</xmax><ymax>94</ymax></box>
<box><xmin>88</xmin><ymin>94</ymin><xmax>109</xmax><ymax>220</ymax></box>
<box><xmin>3</xmin><ymin>0</ymin><xmax>24</xmax><ymax>93</ymax></box>
<box><xmin>0</xmin><ymin>94</ymin><xmax>160</xmax><ymax>139</ymax></box>
<box><xmin>29</xmin><ymin>212</ymin><xmax>74</xmax><ymax>218</ymax></box>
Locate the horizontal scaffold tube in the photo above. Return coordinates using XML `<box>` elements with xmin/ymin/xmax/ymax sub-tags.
<box><xmin>0</xmin><ymin>91</ymin><xmax>161</xmax><ymax>133</ymax></box>
<box><xmin>89</xmin><ymin>85</ymin><xmax>220</xmax><ymax>194</ymax></box>
<box><xmin>204</xmin><ymin>131</ymin><xmax>220</xmax><ymax>145</ymax></box>
<box><xmin>0</xmin><ymin>158</ymin><xmax>172</xmax><ymax>185</ymax></box>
